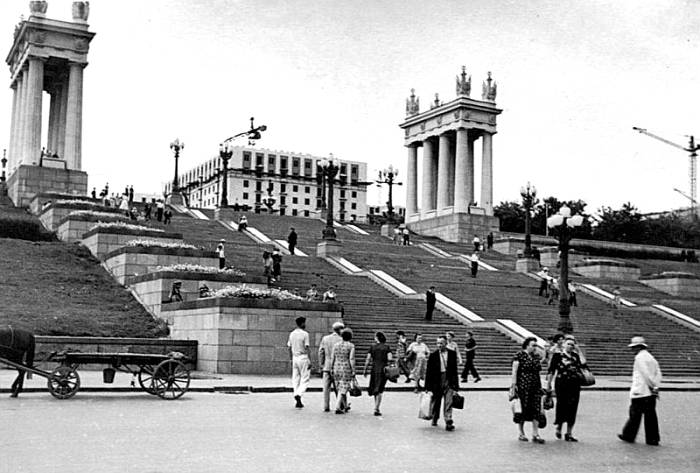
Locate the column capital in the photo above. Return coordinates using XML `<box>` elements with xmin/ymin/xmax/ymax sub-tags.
<box><xmin>68</xmin><ymin>61</ymin><xmax>88</xmax><ymax>69</ymax></box>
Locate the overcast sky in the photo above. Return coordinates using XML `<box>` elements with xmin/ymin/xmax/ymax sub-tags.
<box><xmin>1</xmin><ymin>0</ymin><xmax>699</xmax><ymax>215</ymax></box>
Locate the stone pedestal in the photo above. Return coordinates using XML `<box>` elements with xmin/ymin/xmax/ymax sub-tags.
<box><xmin>167</xmin><ymin>192</ymin><xmax>185</xmax><ymax>206</ymax></box>
<box><xmin>380</xmin><ymin>223</ymin><xmax>393</xmax><ymax>237</ymax></box>
<box><xmin>639</xmin><ymin>272</ymin><xmax>700</xmax><ymax>297</ymax></box>
<box><xmin>316</xmin><ymin>239</ymin><xmax>343</xmax><ymax>257</ymax></box>
<box><xmin>7</xmin><ymin>165</ymin><xmax>87</xmax><ymax>208</ymax></box>
<box><xmin>0</xmin><ymin>181</ymin><xmax>12</xmax><ymax>206</ymax></box>
<box><xmin>407</xmin><ymin>212</ymin><xmax>498</xmax><ymax>244</ymax></box>
<box><xmin>214</xmin><ymin>206</ymin><xmax>239</xmax><ymax>221</ymax></box>
<box><xmin>515</xmin><ymin>257</ymin><xmax>541</xmax><ymax>273</ymax></box>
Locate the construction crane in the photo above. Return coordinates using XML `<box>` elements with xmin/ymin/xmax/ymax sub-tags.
<box><xmin>633</xmin><ymin>127</ymin><xmax>700</xmax><ymax>217</ymax></box>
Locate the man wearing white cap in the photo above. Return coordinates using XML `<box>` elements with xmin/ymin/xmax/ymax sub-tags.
<box><xmin>618</xmin><ymin>336</ymin><xmax>662</xmax><ymax>446</ymax></box>
<box><xmin>318</xmin><ymin>321</ymin><xmax>344</xmax><ymax>412</ymax></box>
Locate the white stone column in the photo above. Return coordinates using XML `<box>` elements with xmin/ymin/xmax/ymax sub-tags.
<box><xmin>466</xmin><ymin>134</ymin><xmax>475</xmax><ymax>206</ymax></box>
<box><xmin>447</xmin><ymin>135</ymin><xmax>455</xmax><ymax>207</ymax></box>
<box><xmin>437</xmin><ymin>133</ymin><xmax>451</xmax><ymax>210</ymax></box>
<box><xmin>8</xmin><ymin>81</ymin><xmax>20</xmax><ymax>172</ymax></box>
<box><xmin>47</xmin><ymin>89</ymin><xmax>58</xmax><ymax>154</ymax></box>
<box><xmin>454</xmin><ymin>128</ymin><xmax>469</xmax><ymax>213</ymax></box>
<box><xmin>481</xmin><ymin>132</ymin><xmax>494</xmax><ymax>215</ymax></box>
<box><xmin>422</xmin><ymin>139</ymin><xmax>436</xmax><ymax>211</ymax></box>
<box><xmin>64</xmin><ymin>62</ymin><xmax>85</xmax><ymax>170</ymax></box>
<box><xmin>406</xmin><ymin>144</ymin><xmax>418</xmax><ymax>216</ymax></box>
<box><xmin>26</xmin><ymin>58</ymin><xmax>44</xmax><ymax>165</ymax></box>
<box><xmin>19</xmin><ymin>68</ymin><xmax>30</xmax><ymax>166</ymax></box>
<box><xmin>57</xmin><ymin>79</ymin><xmax>68</xmax><ymax>159</ymax></box>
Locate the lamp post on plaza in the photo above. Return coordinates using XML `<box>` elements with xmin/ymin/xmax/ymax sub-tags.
<box><xmin>547</xmin><ymin>204</ymin><xmax>585</xmax><ymax>334</ymax></box>
<box><xmin>1</xmin><ymin>148</ymin><xmax>6</xmax><ymax>183</ymax></box>
<box><xmin>218</xmin><ymin>117</ymin><xmax>267</xmax><ymax>209</ymax></box>
<box><xmin>170</xmin><ymin>139</ymin><xmax>184</xmax><ymax>193</ymax></box>
<box><xmin>515</xmin><ymin>182</ymin><xmax>541</xmax><ymax>272</ymax></box>
<box><xmin>376</xmin><ymin>165</ymin><xmax>402</xmax><ymax>222</ymax></box>
<box><xmin>198</xmin><ymin>174</ymin><xmax>203</xmax><ymax>208</ymax></box>
<box><xmin>215</xmin><ymin>167</ymin><xmax>221</xmax><ymax>206</ymax></box>
<box><xmin>319</xmin><ymin>154</ymin><xmax>340</xmax><ymax>241</ymax></box>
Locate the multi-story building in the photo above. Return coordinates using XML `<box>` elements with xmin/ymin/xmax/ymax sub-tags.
<box><xmin>164</xmin><ymin>146</ymin><xmax>369</xmax><ymax>222</ymax></box>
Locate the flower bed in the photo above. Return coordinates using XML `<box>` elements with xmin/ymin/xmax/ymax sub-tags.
<box><xmin>55</xmin><ymin>211</ymin><xmax>131</xmax><ymax>243</ymax></box>
<box><xmin>158</xmin><ymin>263</ymin><xmax>245</xmax><ymax>277</ymax></box>
<box><xmin>126</xmin><ymin>239</ymin><xmax>199</xmax><ymax>250</ymax></box>
<box><xmin>82</xmin><ymin>224</ymin><xmax>182</xmax><ymax>260</ymax></box>
<box><xmin>38</xmin><ymin>202</ymin><xmax>124</xmax><ymax>231</ymax></box>
<box><xmin>103</xmin><ymin>245</ymin><xmax>218</xmax><ymax>285</ymax></box>
<box><xmin>209</xmin><ymin>285</ymin><xmax>302</xmax><ymax>301</ymax></box>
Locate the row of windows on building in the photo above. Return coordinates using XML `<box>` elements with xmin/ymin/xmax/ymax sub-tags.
<box><xmin>242</xmin><ymin>180</ymin><xmax>358</xmax><ymax>198</ymax></box>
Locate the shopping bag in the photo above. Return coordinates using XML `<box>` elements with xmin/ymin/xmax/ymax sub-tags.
<box><xmin>510</xmin><ymin>397</ymin><xmax>522</xmax><ymax>415</ymax></box>
<box><xmin>418</xmin><ymin>391</ymin><xmax>433</xmax><ymax>420</ymax></box>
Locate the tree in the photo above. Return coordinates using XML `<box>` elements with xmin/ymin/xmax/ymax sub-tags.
<box><xmin>494</xmin><ymin>201</ymin><xmax>526</xmax><ymax>233</ymax></box>
<box><xmin>593</xmin><ymin>202</ymin><xmax>644</xmax><ymax>243</ymax></box>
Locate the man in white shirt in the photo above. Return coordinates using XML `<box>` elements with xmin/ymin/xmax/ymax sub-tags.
<box><xmin>618</xmin><ymin>336</ymin><xmax>662</xmax><ymax>446</ymax></box>
<box><xmin>287</xmin><ymin>316</ymin><xmax>311</xmax><ymax>408</ymax></box>
<box><xmin>472</xmin><ymin>234</ymin><xmax>481</xmax><ymax>251</ymax></box>
<box><xmin>470</xmin><ymin>252</ymin><xmax>480</xmax><ymax>278</ymax></box>
<box><xmin>318</xmin><ymin>321</ymin><xmax>344</xmax><ymax>412</ymax></box>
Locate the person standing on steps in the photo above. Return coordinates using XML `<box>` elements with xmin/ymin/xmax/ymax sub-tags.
<box><xmin>537</xmin><ymin>267</ymin><xmax>550</xmax><ymax>297</ymax></box>
<box><xmin>487</xmin><ymin>232</ymin><xmax>494</xmax><ymax>250</ymax></box>
<box><xmin>287</xmin><ymin>316</ymin><xmax>311</xmax><ymax>409</ymax></box>
<box><xmin>425</xmin><ymin>286</ymin><xmax>436</xmax><ymax>321</ymax></box>
<box><xmin>461</xmin><ymin>331</ymin><xmax>481</xmax><ymax>383</ymax></box>
<box><xmin>425</xmin><ymin>335</ymin><xmax>459</xmax><ymax>431</ymax></box>
<box><xmin>472</xmin><ymin>234</ymin><xmax>481</xmax><ymax>252</ymax></box>
<box><xmin>402</xmin><ymin>227</ymin><xmax>410</xmax><ymax>246</ymax></box>
<box><xmin>287</xmin><ymin>227</ymin><xmax>298</xmax><ymax>255</ymax></box>
<box><xmin>618</xmin><ymin>336</ymin><xmax>662</xmax><ymax>446</ymax></box>
<box><xmin>318</xmin><ymin>321</ymin><xmax>344</xmax><ymax>412</ymax></box>
<box><xmin>216</xmin><ymin>239</ymin><xmax>226</xmax><ymax>269</ymax></box>
<box><xmin>470</xmin><ymin>252</ymin><xmax>480</xmax><ymax>278</ymax></box>
<box><xmin>395</xmin><ymin>331</ymin><xmax>412</xmax><ymax>383</ymax></box>
<box><xmin>272</xmin><ymin>248</ymin><xmax>283</xmax><ymax>281</ymax></box>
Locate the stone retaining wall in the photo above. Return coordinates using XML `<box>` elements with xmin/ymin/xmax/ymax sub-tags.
<box><xmin>39</xmin><ymin>204</ymin><xmax>124</xmax><ymax>231</ymax></box>
<box><xmin>104</xmin><ymin>246</ymin><xmax>218</xmax><ymax>285</ymax></box>
<box><xmin>572</xmin><ymin>259</ymin><xmax>641</xmax><ymax>280</ymax></box>
<box><xmin>164</xmin><ymin>298</ymin><xmax>341</xmax><ymax>374</ymax></box>
<box><xmin>639</xmin><ymin>273</ymin><xmax>700</xmax><ymax>297</ymax></box>
<box><xmin>129</xmin><ymin>271</ymin><xmax>268</xmax><ymax>319</ymax></box>
<box><xmin>538</xmin><ymin>246</ymin><xmax>587</xmax><ymax>268</ymax></box>
<box><xmin>32</xmin><ymin>336</ymin><xmax>198</xmax><ymax>370</ymax></box>
<box><xmin>7</xmin><ymin>165</ymin><xmax>87</xmax><ymax>208</ymax></box>
<box><xmin>28</xmin><ymin>192</ymin><xmax>98</xmax><ymax>215</ymax></box>
<box><xmin>83</xmin><ymin>228</ymin><xmax>183</xmax><ymax>259</ymax></box>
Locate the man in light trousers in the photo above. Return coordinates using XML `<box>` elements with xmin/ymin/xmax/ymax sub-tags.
<box><xmin>318</xmin><ymin>321</ymin><xmax>344</xmax><ymax>412</ymax></box>
<box><xmin>287</xmin><ymin>316</ymin><xmax>311</xmax><ymax>408</ymax></box>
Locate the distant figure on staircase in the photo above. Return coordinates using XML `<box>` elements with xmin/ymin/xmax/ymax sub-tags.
<box><xmin>425</xmin><ymin>286</ymin><xmax>436</xmax><ymax>321</ymax></box>
<box><xmin>163</xmin><ymin>208</ymin><xmax>172</xmax><ymax>225</ymax></box>
<box><xmin>238</xmin><ymin>215</ymin><xmax>248</xmax><ymax>231</ymax></box>
<box><xmin>470</xmin><ymin>252</ymin><xmax>480</xmax><ymax>278</ymax></box>
<box><xmin>323</xmin><ymin>286</ymin><xmax>337</xmax><ymax>303</ymax></box>
<box><xmin>568</xmin><ymin>281</ymin><xmax>578</xmax><ymax>307</ymax></box>
<box><xmin>395</xmin><ymin>331</ymin><xmax>412</xmax><ymax>383</ymax></box>
<box><xmin>263</xmin><ymin>251</ymin><xmax>274</xmax><ymax>285</ymax></box>
<box><xmin>91</xmin><ymin>187</ymin><xmax>96</xmax><ymax>199</ymax></box>
<box><xmin>156</xmin><ymin>200</ymin><xmax>164</xmax><ymax>222</ymax></box>
<box><xmin>287</xmin><ymin>227</ymin><xmax>298</xmax><ymax>255</ymax></box>
<box><xmin>487</xmin><ymin>232</ymin><xmax>494</xmax><ymax>250</ymax></box>
<box><xmin>216</xmin><ymin>239</ymin><xmax>226</xmax><ymax>269</ymax></box>
<box><xmin>402</xmin><ymin>227</ymin><xmax>410</xmax><ymax>246</ymax></box>
<box><xmin>306</xmin><ymin>284</ymin><xmax>319</xmax><ymax>301</ymax></box>
<box><xmin>144</xmin><ymin>202</ymin><xmax>152</xmax><ymax>221</ymax></box>
<box><xmin>461</xmin><ymin>331</ymin><xmax>482</xmax><ymax>383</ymax></box>
<box><xmin>472</xmin><ymin>234</ymin><xmax>481</xmax><ymax>252</ymax></box>
<box><xmin>612</xmin><ymin>286</ymin><xmax>622</xmax><ymax>312</ymax></box>
<box><xmin>537</xmin><ymin>267</ymin><xmax>550</xmax><ymax>297</ymax></box>
<box><xmin>547</xmin><ymin>278</ymin><xmax>559</xmax><ymax>305</ymax></box>
<box><xmin>272</xmin><ymin>249</ymin><xmax>283</xmax><ymax>281</ymax></box>
<box><xmin>168</xmin><ymin>281</ymin><xmax>183</xmax><ymax>302</ymax></box>
<box><xmin>128</xmin><ymin>185</ymin><xmax>134</xmax><ymax>205</ymax></box>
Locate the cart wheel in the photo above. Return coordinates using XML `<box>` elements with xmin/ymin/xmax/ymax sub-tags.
<box><xmin>152</xmin><ymin>359</ymin><xmax>190</xmax><ymax>400</ymax></box>
<box><xmin>138</xmin><ymin>366</ymin><xmax>158</xmax><ymax>395</ymax></box>
<box><xmin>47</xmin><ymin>365</ymin><xmax>81</xmax><ymax>400</ymax></box>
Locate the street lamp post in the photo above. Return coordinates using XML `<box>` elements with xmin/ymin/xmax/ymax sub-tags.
<box><xmin>547</xmin><ymin>204</ymin><xmax>585</xmax><ymax>334</ymax></box>
<box><xmin>377</xmin><ymin>165</ymin><xmax>403</xmax><ymax>222</ymax></box>
<box><xmin>215</xmin><ymin>167</ymin><xmax>221</xmax><ymax>206</ymax></box>
<box><xmin>320</xmin><ymin>155</ymin><xmax>340</xmax><ymax>240</ymax></box>
<box><xmin>218</xmin><ymin>143</ymin><xmax>233</xmax><ymax>207</ymax></box>
<box><xmin>198</xmin><ymin>174</ymin><xmax>203</xmax><ymax>207</ymax></box>
<box><xmin>520</xmin><ymin>182</ymin><xmax>537</xmax><ymax>257</ymax></box>
<box><xmin>1</xmin><ymin>148</ymin><xmax>7</xmax><ymax>183</ymax></box>
<box><xmin>170</xmin><ymin>138</ymin><xmax>184</xmax><ymax>193</ymax></box>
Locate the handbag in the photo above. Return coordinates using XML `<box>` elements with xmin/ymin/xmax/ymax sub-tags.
<box><xmin>543</xmin><ymin>390</ymin><xmax>554</xmax><ymax>410</ymax></box>
<box><xmin>579</xmin><ymin>366</ymin><xmax>596</xmax><ymax>386</ymax></box>
<box><xmin>418</xmin><ymin>391</ymin><xmax>433</xmax><ymax>420</ymax></box>
<box><xmin>451</xmin><ymin>391</ymin><xmax>465</xmax><ymax>410</ymax></box>
<box><xmin>510</xmin><ymin>397</ymin><xmax>522</xmax><ymax>415</ymax></box>
<box><xmin>384</xmin><ymin>364</ymin><xmax>400</xmax><ymax>382</ymax></box>
<box><xmin>349</xmin><ymin>377</ymin><xmax>362</xmax><ymax>397</ymax></box>
<box><xmin>538</xmin><ymin>412</ymin><xmax>547</xmax><ymax>429</ymax></box>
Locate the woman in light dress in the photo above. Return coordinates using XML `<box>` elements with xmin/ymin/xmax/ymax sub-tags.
<box><xmin>406</xmin><ymin>333</ymin><xmax>430</xmax><ymax>392</ymax></box>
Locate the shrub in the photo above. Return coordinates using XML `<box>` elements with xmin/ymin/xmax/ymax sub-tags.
<box><xmin>209</xmin><ymin>284</ymin><xmax>303</xmax><ymax>301</ymax></box>
<box><xmin>0</xmin><ymin>215</ymin><xmax>56</xmax><ymax>241</ymax></box>
<box><xmin>158</xmin><ymin>263</ymin><xmax>245</xmax><ymax>277</ymax></box>
<box><xmin>126</xmin><ymin>239</ymin><xmax>198</xmax><ymax>250</ymax></box>
<box><xmin>91</xmin><ymin>222</ymin><xmax>164</xmax><ymax>233</ymax></box>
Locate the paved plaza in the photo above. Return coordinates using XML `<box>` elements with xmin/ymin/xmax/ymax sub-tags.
<box><xmin>1</xmin><ymin>389</ymin><xmax>698</xmax><ymax>473</ymax></box>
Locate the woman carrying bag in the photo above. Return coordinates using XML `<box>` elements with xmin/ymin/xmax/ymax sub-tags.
<box><xmin>331</xmin><ymin>328</ymin><xmax>356</xmax><ymax>414</ymax></box>
<box><xmin>511</xmin><ymin>337</ymin><xmax>545</xmax><ymax>443</ymax></box>
<box><xmin>363</xmin><ymin>331</ymin><xmax>393</xmax><ymax>416</ymax></box>
<box><xmin>546</xmin><ymin>335</ymin><xmax>587</xmax><ymax>441</ymax></box>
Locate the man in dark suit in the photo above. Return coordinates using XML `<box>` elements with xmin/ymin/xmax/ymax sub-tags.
<box><xmin>425</xmin><ymin>286</ymin><xmax>436</xmax><ymax>321</ymax></box>
<box><xmin>425</xmin><ymin>335</ymin><xmax>459</xmax><ymax>431</ymax></box>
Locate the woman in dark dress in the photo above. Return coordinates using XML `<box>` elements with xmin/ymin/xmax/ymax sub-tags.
<box><xmin>510</xmin><ymin>337</ymin><xmax>545</xmax><ymax>443</ymax></box>
<box><xmin>363</xmin><ymin>331</ymin><xmax>393</xmax><ymax>416</ymax></box>
<box><xmin>546</xmin><ymin>336</ymin><xmax>586</xmax><ymax>441</ymax></box>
